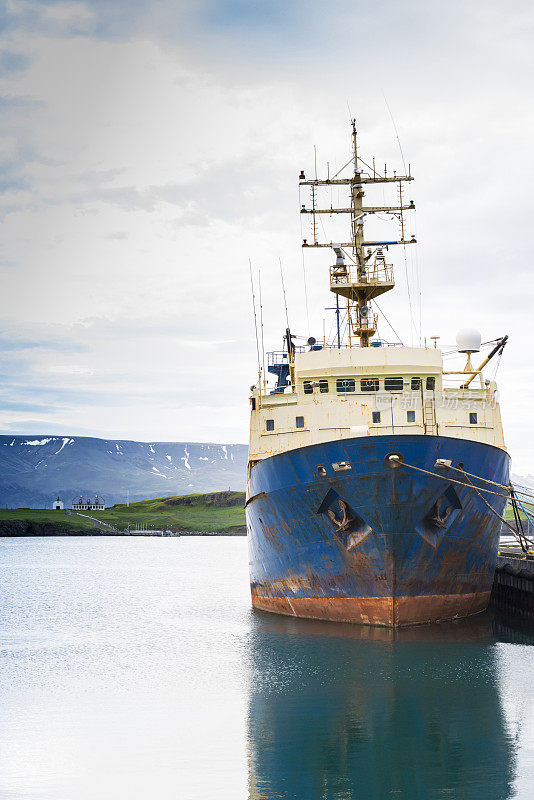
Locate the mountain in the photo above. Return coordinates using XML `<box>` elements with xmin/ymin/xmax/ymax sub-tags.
<box><xmin>512</xmin><ymin>474</ymin><xmax>534</xmax><ymax>491</ymax></box>
<box><xmin>0</xmin><ymin>435</ymin><xmax>248</xmax><ymax>509</ymax></box>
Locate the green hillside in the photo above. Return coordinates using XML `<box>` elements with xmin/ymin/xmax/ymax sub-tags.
<box><xmin>95</xmin><ymin>491</ymin><xmax>246</xmax><ymax>532</ymax></box>
<box><xmin>0</xmin><ymin>491</ymin><xmax>246</xmax><ymax>535</ymax></box>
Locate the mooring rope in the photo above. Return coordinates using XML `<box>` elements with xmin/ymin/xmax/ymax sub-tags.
<box><xmin>396</xmin><ymin>458</ymin><xmax>534</xmax><ymax>549</ymax></box>
<box><xmin>398</xmin><ymin>461</ymin><xmax>512</xmax><ymax>499</ymax></box>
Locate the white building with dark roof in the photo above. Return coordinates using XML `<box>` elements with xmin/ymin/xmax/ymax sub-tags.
<box><xmin>72</xmin><ymin>496</ymin><xmax>106</xmax><ymax>511</ymax></box>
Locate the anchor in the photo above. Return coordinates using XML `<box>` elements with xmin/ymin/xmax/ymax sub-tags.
<box><xmin>327</xmin><ymin>498</ymin><xmax>355</xmax><ymax>533</ymax></box>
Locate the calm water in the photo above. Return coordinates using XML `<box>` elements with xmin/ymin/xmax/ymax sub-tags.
<box><xmin>1</xmin><ymin>538</ymin><xmax>534</xmax><ymax>800</ymax></box>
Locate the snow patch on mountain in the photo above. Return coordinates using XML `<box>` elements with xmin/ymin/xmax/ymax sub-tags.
<box><xmin>182</xmin><ymin>446</ymin><xmax>191</xmax><ymax>470</ymax></box>
<box><xmin>54</xmin><ymin>437</ymin><xmax>73</xmax><ymax>456</ymax></box>
<box><xmin>0</xmin><ymin>435</ymin><xmax>248</xmax><ymax>507</ymax></box>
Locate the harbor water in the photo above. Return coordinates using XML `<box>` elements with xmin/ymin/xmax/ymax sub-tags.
<box><xmin>1</xmin><ymin>536</ymin><xmax>534</xmax><ymax>800</ymax></box>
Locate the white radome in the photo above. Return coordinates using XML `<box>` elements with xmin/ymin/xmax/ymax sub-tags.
<box><xmin>456</xmin><ymin>328</ymin><xmax>482</xmax><ymax>353</ymax></box>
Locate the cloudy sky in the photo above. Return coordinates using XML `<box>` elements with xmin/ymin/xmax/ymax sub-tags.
<box><xmin>0</xmin><ymin>0</ymin><xmax>533</xmax><ymax>469</ymax></box>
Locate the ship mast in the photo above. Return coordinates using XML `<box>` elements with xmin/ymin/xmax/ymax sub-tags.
<box><xmin>299</xmin><ymin>121</ymin><xmax>416</xmax><ymax>347</ymax></box>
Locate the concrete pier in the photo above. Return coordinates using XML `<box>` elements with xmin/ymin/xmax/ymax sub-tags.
<box><xmin>491</xmin><ymin>555</ymin><xmax>534</xmax><ymax>620</ymax></box>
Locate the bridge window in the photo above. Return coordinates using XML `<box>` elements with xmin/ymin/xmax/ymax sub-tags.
<box><xmin>407</xmin><ymin>410</ymin><xmax>415</xmax><ymax>423</ymax></box>
<box><xmin>469</xmin><ymin>412</ymin><xmax>478</xmax><ymax>425</ymax></box>
<box><xmin>303</xmin><ymin>381</ymin><xmax>313</xmax><ymax>394</ymax></box>
<box><xmin>266</xmin><ymin>419</ymin><xmax>274</xmax><ymax>431</ymax></box>
<box><xmin>337</xmin><ymin>378</ymin><xmax>355</xmax><ymax>393</ymax></box>
<box><xmin>385</xmin><ymin>377</ymin><xmax>403</xmax><ymax>392</ymax></box>
<box><xmin>426</xmin><ymin>377</ymin><xmax>436</xmax><ymax>390</ymax></box>
<box><xmin>361</xmin><ymin>378</ymin><xmax>379</xmax><ymax>392</ymax></box>
<box><xmin>411</xmin><ymin>377</ymin><xmax>421</xmax><ymax>390</ymax></box>
<box><xmin>296</xmin><ymin>416</ymin><xmax>305</xmax><ymax>428</ymax></box>
<box><xmin>319</xmin><ymin>379</ymin><xmax>329</xmax><ymax>393</ymax></box>
<box><xmin>372</xmin><ymin>411</ymin><xmax>381</xmax><ymax>423</ymax></box>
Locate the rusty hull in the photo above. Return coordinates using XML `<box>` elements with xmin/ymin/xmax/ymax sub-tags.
<box><xmin>251</xmin><ymin>590</ymin><xmax>491</xmax><ymax>626</ymax></box>
<box><xmin>246</xmin><ymin>433</ymin><xmax>509</xmax><ymax>628</ymax></box>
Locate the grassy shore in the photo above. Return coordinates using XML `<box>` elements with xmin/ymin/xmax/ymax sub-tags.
<box><xmin>0</xmin><ymin>491</ymin><xmax>246</xmax><ymax>535</ymax></box>
<box><xmin>504</xmin><ymin>500</ymin><xmax>534</xmax><ymax>521</ymax></box>
<box><xmin>3</xmin><ymin>490</ymin><xmax>530</xmax><ymax>537</ymax></box>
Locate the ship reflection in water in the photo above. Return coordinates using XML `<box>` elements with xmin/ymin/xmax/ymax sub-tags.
<box><xmin>246</xmin><ymin>611</ymin><xmax>532</xmax><ymax>800</ymax></box>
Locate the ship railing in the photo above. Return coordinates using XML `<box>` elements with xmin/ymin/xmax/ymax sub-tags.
<box><xmin>441</xmin><ymin>372</ymin><xmax>495</xmax><ymax>393</ymax></box>
<box><xmin>267</xmin><ymin>341</ymin><xmax>401</xmax><ymax>366</ymax></box>
<box><xmin>329</xmin><ymin>262</ymin><xmax>394</xmax><ymax>287</ymax></box>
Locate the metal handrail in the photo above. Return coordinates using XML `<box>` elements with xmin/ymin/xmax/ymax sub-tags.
<box><xmin>330</xmin><ymin>263</ymin><xmax>394</xmax><ymax>286</ymax></box>
<box><xmin>267</xmin><ymin>341</ymin><xmax>402</xmax><ymax>365</ymax></box>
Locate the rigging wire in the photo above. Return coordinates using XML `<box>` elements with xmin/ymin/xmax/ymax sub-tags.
<box><xmin>258</xmin><ymin>268</ymin><xmax>266</xmax><ymax>387</ymax></box>
<box><xmin>382</xmin><ymin>93</ymin><xmax>419</xmax><ymax>345</ymax></box>
<box><xmin>300</xmin><ymin>248</ymin><xmax>311</xmax><ymax>334</ymax></box>
<box><xmin>488</xmin><ymin>348</ymin><xmax>503</xmax><ymax>382</ymax></box>
<box><xmin>372</xmin><ymin>299</ymin><xmax>404</xmax><ymax>345</ymax></box>
<box><xmin>382</xmin><ymin>91</ymin><xmax>408</xmax><ymax>175</ymax></box>
<box><xmin>402</xmin><ymin>242</ymin><xmax>417</xmax><ymax>345</ymax></box>
<box><xmin>413</xmin><ymin>211</ymin><xmax>423</xmax><ymax>345</ymax></box>
<box><xmin>332</xmin><ymin>156</ymin><xmax>353</xmax><ymax>179</ymax></box>
<box><xmin>279</xmin><ymin>257</ymin><xmax>290</xmax><ymax>328</ymax></box>
<box><xmin>298</xmin><ymin>188</ymin><xmax>311</xmax><ymax>333</ymax></box>
<box><xmin>248</xmin><ymin>259</ymin><xmax>261</xmax><ymax>378</ymax></box>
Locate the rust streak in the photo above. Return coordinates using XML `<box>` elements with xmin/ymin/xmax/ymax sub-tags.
<box><xmin>251</xmin><ymin>591</ymin><xmax>491</xmax><ymax>627</ymax></box>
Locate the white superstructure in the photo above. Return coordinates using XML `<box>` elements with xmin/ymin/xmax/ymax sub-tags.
<box><xmin>249</xmin><ymin>345</ymin><xmax>505</xmax><ymax>463</ymax></box>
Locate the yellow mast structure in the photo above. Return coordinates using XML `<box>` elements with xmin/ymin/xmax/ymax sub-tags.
<box><xmin>299</xmin><ymin>121</ymin><xmax>416</xmax><ymax>347</ymax></box>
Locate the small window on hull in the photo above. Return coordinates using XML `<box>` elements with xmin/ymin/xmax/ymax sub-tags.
<box><xmin>407</xmin><ymin>410</ymin><xmax>415</xmax><ymax>423</ymax></box>
<box><xmin>469</xmin><ymin>412</ymin><xmax>478</xmax><ymax>425</ymax></box>
<box><xmin>361</xmin><ymin>379</ymin><xmax>379</xmax><ymax>392</ymax></box>
<box><xmin>296</xmin><ymin>416</ymin><xmax>304</xmax><ymax>429</ymax></box>
<box><xmin>251</xmin><ymin>398</ymin><xmax>256</xmax><ymax>411</ymax></box>
<box><xmin>266</xmin><ymin>419</ymin><xmax>274</xmax><ymax>431</ymax></box>
<box><xmin>372</xmin><ymin>411</ymin><xmax>381</xmax><ymax>423</ymax></box>
<box><xmin>319</xmin><ymin>380</ymin><xmax>329</xmax><ymax>393</ymax></box>
<box><xmin>426</xmin><ymin>377</ymin><xmax>436</xmax><ymax>390</ymax></box>
<box><xmin>303</xmin><ymin>381</ymin><xmax>313</xmax><ymax>394</ymax></box>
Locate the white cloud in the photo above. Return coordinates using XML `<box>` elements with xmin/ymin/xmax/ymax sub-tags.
<box><xmin>0</xmin><ymin>2</ymin><xmax>533</xmax><ymax>470</ymax></box>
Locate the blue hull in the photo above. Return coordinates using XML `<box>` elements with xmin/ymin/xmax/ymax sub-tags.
<box><xmin>246</xmin><ymin>435</ymin><xmax>510</xmax><ymax>626</ymax></box>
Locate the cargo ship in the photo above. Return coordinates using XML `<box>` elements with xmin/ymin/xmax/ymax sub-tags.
<box><xmin>246</xmin><ymin>122</ymin><xmax>510</xmax><ymax>626</ymax></box>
